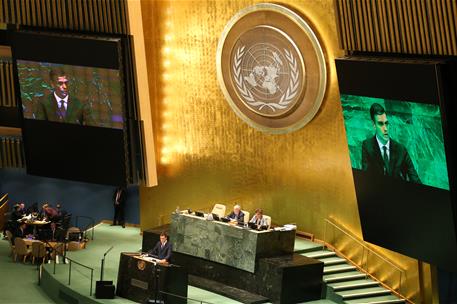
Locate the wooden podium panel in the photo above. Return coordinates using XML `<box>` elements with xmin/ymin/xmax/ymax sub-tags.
<box><xmin>116</xmin><ymin>252</ymin><xmax>188</xmax><ymax>304</ymax></box>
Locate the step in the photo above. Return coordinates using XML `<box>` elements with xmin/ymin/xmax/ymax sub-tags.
<box><xmin>337</xmin><ymin>286</ymin><xmax>391</xmax><ymax>300</ymax></box>
<box><xmin>294</xmin><ymin>238</ymin><xmax>324</xmax><ymax>253</ymax></box>
<box><xmin>324</xmin><ymin>271</ymin><xmax>367</xmax><ymax>283</ymax></box>
<box><xmin>188</xmin><ymin>275</ymin><xmax>270</xmax><ymax>304</ymax></box>
<box><xmin>344</xmin><ymin>294</ymin><xmax>405</xmax><ymax>304</ymax></box>
<box><xmin>324</xmin><ymin>264</ymin><xmax>357</xmax><ymax>274</ymax></box>
<box><xmin>303</xmin><ymin>250</ymin><xmax>337</xmax><ymax>259</ymax></box>
<box><xmin>319</xmin><ymin>256</ymin><xmax>347</xmax><ymax>266</ymax></box>
<box><xmin>328</xmin><ymin>279</ymin><xmax>379</xmax><ymax>291</ymax></box>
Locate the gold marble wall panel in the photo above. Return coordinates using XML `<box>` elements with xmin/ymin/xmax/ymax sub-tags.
<box><xmin>139</xmin><ymin>0</ymin><xmax>354</xmax><ymax>236</ymax></box>
<box><xmin>139</xmin><ymin>0</ymin><xmax>421</xmax><ymax>301</ymax></box>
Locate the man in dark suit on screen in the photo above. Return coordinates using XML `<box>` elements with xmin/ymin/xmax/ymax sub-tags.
<box><xmin>148</xmin><ymin>232</ymin><xmax>172</xmax><ymax>264</ymax></box>
<box><xmin>35</xmin><ymin>68</ymin><xmax>93</xmax><ymax>125</ymax></box>
<box><xmin>362</xmin><ymin>103</ymin><xmax>421</xmax><ymax>183</ymax></box>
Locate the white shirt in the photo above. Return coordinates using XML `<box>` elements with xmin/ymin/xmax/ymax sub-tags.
<box><xmin>54</xmin><ymin>92</ymin><xmax>69</xmax><ymax>110</ymax></box>
<box><xmin>375</xmin><ymin>135</ymin><xmax>390</xmax><ymax>159</ymax></box>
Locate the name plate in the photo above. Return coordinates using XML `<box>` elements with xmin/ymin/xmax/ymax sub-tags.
<box><xmin>130</xmin><ymin>278</ymin><xmax>148</xmax><ymax>290</ymax></box>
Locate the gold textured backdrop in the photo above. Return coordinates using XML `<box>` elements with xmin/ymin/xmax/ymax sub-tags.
<box><xmin>138</xmin><ymin>0</ymin><xmax>422</xmax><ymax>301</ymax></box>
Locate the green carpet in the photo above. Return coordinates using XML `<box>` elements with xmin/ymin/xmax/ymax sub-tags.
<box><xmin>294</xmin><ymin>238</ymin><xmax>324</xmax><ymax>253</ymax></box>
<box><xmin>0</xmin><ymin>237</ymin><xmax>54</xmax><ymax>303</ymax></box>
<box><xmin>1</xmin><ymin>224</ymin><xmax>333</xmax><ymax>304</ymax></box>
<box><xmin>48</xmin><ymin>223</ymin><xmax>243</xmax><ymax>304</ymax></box>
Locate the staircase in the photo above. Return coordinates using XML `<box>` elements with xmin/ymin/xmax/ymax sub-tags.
<box><xmin>295</xmin><ymin>239</ymin><xmax>405</xmax><ymax>304</ymax></box>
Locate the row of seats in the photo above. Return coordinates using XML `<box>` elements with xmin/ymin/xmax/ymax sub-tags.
<box><xmin>211</xmin><ymin>204</ymin><xmax>271</xmax><ymax>228</ymax></box>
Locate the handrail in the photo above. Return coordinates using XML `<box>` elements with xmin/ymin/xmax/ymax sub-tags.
<box><xmin>52</xmin><ymin>250</ymin><xmax>94</xmax><ymax>296</ymax></box>
<box><xmin>324</xmin><ymin>218</ymin><xmax>405</xmax><ymax>274</ymax></box>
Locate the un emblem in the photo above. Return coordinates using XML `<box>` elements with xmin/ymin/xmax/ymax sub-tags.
<box><xmin>217</xmin><ymin>3</ymin><xmax>327</xmax><ymax>133</ymax></box>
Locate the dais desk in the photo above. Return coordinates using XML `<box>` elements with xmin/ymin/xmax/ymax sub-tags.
<box><xmin>169</xmin><ymin>213</ymin><xmax>295</xmax><ymax>273</ymax></box>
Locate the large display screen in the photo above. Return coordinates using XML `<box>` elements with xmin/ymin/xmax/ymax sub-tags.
<box><xmin>11</xmin><ymin>31</ymin><xmax>133</xmax><ymax>186</ymax></box>
<box><xmin>336</xmin><ymin>57</ymin><xmax>457</xmax><ymax>272</ymax></box>
<box><xmin>341</xmin><ymin>94</ymin><xmax>449</xmax><ymax>190</ymax></box>
<box><xmin>17</xmin><ymin>60</ymin><xmax>123</xmax><ymax>129</ymax></box>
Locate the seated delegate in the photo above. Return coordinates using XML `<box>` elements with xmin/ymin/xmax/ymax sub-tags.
<box><xmin>227</xmin><ymin>204</ymin><xmax>244</xmax><ymax>223</ymax></box>
<box><xmin>13</xmin><ymin>221</ymin><xmax>33</xmax><ymax>244</ymax></box>
<box><xmin>249</xmin><ymin>208</ymin><xmax>268</xmax><ymax>229</ymax></box>
<box><xmin>39</xmin><ymin>222</ymin><xmax>65</xmax><ymax>242</ymax></box>
<box><xmin>148</xmin><ymin>232</ymin><xmax>172</xmax><ymax>263</ymax></box>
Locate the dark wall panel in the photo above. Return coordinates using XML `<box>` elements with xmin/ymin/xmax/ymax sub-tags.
<box><xmin>0</xmin><ymin>168</ymin><xmax>139</xmax><ymax>225</ymax></box>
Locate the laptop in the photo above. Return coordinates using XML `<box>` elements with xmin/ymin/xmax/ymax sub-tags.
<box><xmin>195</xmin><ymin>211</ymin><xmax>205</xmax><ymax>217</ymax></box>
<box><xmin>221</xmin><ymin>217</ymin><xmax>230</xmax><ymax>223</ymax></box>
<box><xmin>248</xmin><ymin>222</ymin><xmax>257</xmax><ymax>229</ymax></box>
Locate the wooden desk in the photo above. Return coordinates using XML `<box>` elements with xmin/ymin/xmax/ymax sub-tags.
<box><xmin>23</xmin><ymin>239</ymin><xmax>61</xmax><ymax>249</ymax></box>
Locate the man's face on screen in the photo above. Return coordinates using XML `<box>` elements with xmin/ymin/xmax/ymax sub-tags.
<box><xmin>53</xmin><ymin>75</ymin><xmax>69</xmax><ymax>99</ymax></box>
<box><xmin>373</xmin><ymin>113</ymin><xmax>389</xmax><ymax>144</ymax></box>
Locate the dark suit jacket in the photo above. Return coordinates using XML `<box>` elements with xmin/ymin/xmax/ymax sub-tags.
<box><xmin>227</xmin><ymin>211</ymin><xmax>245</xmax><ymax>223</ymax></box>
<box><xmin>40</xmin><ymin>227</ymin><xmax>65</xmax><ymax>242</ymax></box>
<box><xmin>35</xmin><ymin>93</ymin><xmax>93</xmax><ymax>125</ymax></box>
<box><xmin>113</xmin><ymin>188</ymin><xmax>126</xmax><ymax>206</ymax></box>
<box><xmin>148</xmin><ymin>241</ymin><xmax>172</xmax><ymax>261</ymax></box>
<box><xmin>362</xmin><ymin>136</ymin><xmax>421</xmax><ymax>183</ymax></box>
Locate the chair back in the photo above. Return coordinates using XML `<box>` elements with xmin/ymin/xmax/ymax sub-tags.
<box><xmin>14</xmin><ymin>238</ymin><xmax>28</xmax><ymax>255</ymax></box>
<box><xmin>5</xmin><ymin>230</ymin><xmax>13</xmax><ymax>245</ymax></box>
<box><xmin>53</xmin><ymin>242</ymin><xmax>66</xmax><ymax>255</ymax></box>
<box><xmin>211</xmin><ymin>204</ymin><xmax>226</xmax><ymax>218</ymax></box>
<box><xmin>31</xmin><ymin>241</ymin><xmax>46</xmax><ymax>258</ymax></box>
<box><xmin>263</xmin><ymin>215</ymin><xmax>272</xmax><ymax>229</ymax></box>
<box><xmin>242</xmin><ymin>210</ymin><xmax>250</xmax><ymax>224</ymax></box>
<box><xmin>60</xmin><ymin>214</ymin><xmax>72</xmax><ymax>230</ymax></box>
<box><xmin>66</xmin><ymin>226</ymin><xmax>81</xmax><ymax>240</ymax></box>
<box><xmin>67</xmin><ymin>241</ymin><xmax>82</xmax><ymax>251</ymax></box>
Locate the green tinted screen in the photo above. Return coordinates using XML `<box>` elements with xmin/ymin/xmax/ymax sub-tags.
<box><xmin>341</xmin><ymin>94</ymin><xmax>449</xmax><ymax>190</ymax></box>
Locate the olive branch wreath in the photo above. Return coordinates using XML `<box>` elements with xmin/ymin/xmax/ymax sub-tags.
<box><xmin>232</xmin><ymin>45</ymin><xmax>300</xmax><ymax>112</ymax></box>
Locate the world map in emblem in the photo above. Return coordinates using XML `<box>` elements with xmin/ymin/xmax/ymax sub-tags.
<box><xmin>217</xmin><ymin>3</ymin><xmax>327</xmax><ymax>133</ymax></box>
<box><xmin>231</xmin><ymin>26</ymin><xmax>305</xmax><ymax>117</ymax></box>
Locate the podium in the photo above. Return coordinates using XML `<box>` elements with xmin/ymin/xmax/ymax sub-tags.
<box><xmin>116</xmin><ymin>252</ymin><xmax>188</xmax><ymax>304</ymax></box>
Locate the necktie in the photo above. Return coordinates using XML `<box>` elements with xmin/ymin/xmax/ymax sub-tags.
<box><xmin>382</xmin><ymin>146</ymin><xmax>389</xmax><ymax>175</ymax></box>
<box><xmin>59</xmin><ymin>100</ymin><xmax>66</xmax><ymax>119</ymax></box>
<box><xmin>116</xmin><ymin>190</ymin><xmax>120</xmax><ymax>203</ymax></box>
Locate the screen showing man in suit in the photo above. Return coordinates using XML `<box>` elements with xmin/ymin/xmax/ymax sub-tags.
<box><xmin>340</xmin><ymin>94</ymin><xmax>449</xmax><ymax>190</ymax></box>
<box><xmin>17</xmin><ymin>60</ymin><xmax>123</xmax><ymax>129</ymax></box>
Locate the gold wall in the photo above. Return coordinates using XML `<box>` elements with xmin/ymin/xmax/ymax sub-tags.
<box><xmin>138</xmin><ymin>0</ymin><xmax>421</xmax><ymax>301</ymax></box>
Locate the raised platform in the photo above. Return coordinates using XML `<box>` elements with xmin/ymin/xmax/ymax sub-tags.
<box><xmin>37</xmin><ymin>223</ymin><xmax>244</xmax><ymax>304</ymax></box>
<box><xmin>170</xmin><ymin>213</ymin><xmax>295</xmax><ymax>273</ymax></box>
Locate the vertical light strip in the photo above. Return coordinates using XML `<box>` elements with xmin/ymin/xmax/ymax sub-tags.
<box><xmin>126</xmin><ymin>0</ymin><xmax>158</xmax><ymax>186</ymax></box>
<box><xmin>160</xmin><ymin>5</ymin><xmax>174</xmax><ymax>165</ymax></box>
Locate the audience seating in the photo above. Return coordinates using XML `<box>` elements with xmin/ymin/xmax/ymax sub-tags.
<box><xmin>66</xmin><ymin>226</ymin><xmax>81</xmax><ymax>241</ymax></box>
<box><xmin>5</xmin><ymin>230</ymin><xmax>15</xmax><ymax>258</ymax></box>
<box><xmin>242</xmin><ymin>210</ymin><xmax>250</xmax><ymax>224</ymax></box>
<box><xmin>14</xmin><ymin>237</ymin><xmax>31</xmax><ymax>263</ymax></box>
<box><xmin>67</xmin><ymin>241</ymin><xmax>82</xmax><ymax>251</ymax></box>
<box><xmin>263</xmin><ymin>215</ymin><xmax>272</xmax><ymax>229</ymax></box>
<box><xmin>31</xmin><ymin>241</ymin><xmax>47</xmax><ymax>264</ymax></box>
